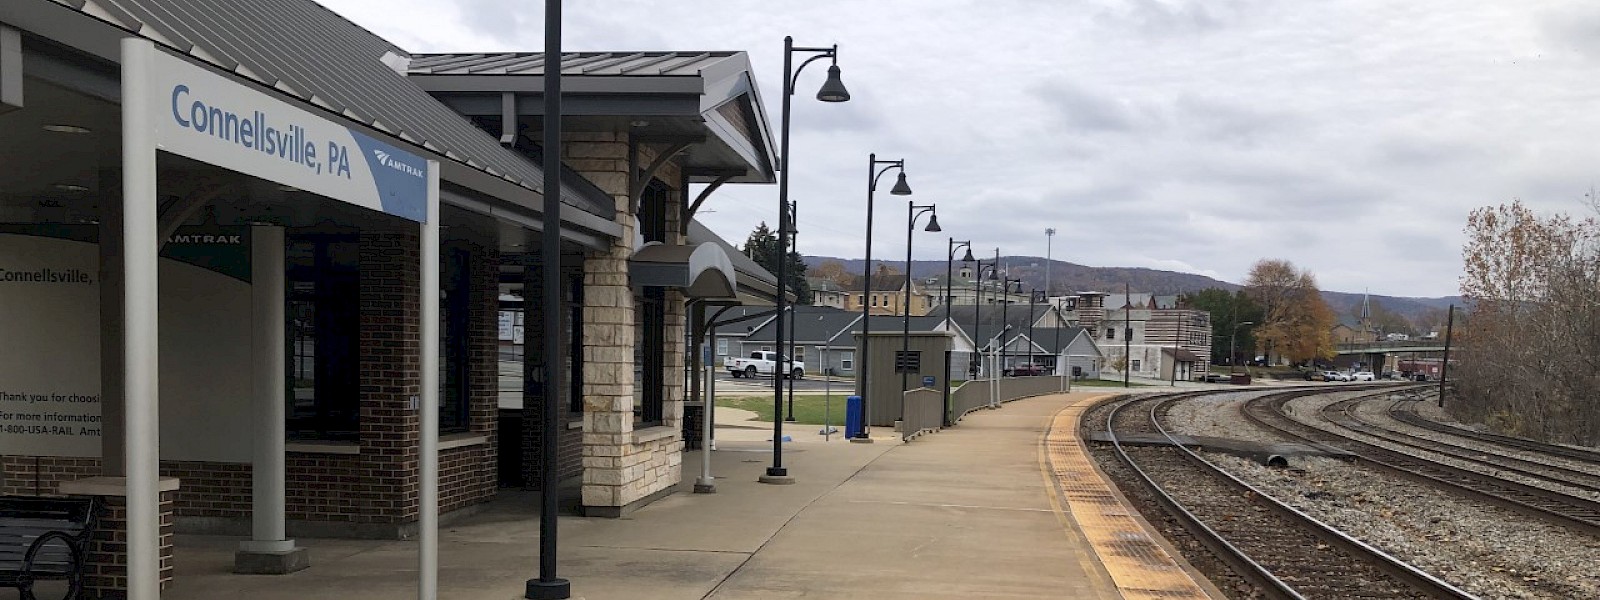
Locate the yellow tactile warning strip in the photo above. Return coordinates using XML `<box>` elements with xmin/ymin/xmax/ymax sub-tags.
<box><xmin>1042</xmin><ymin>394</ymin><xmax>1217</xmax><ymax>600</ymax></box>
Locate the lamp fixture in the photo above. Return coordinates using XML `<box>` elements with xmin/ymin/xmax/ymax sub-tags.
<box><xmin>924</xmin><ymin>214</ymin><xmax>941</xmax><ymax>232</ymax></box>
<box><xmin>889</xmin><ymin>172</ymin><xmax>912</xmax><ymax>196</ymax></box>
<box><xmin>816</xmin><ymin>64</ymin><xmax>850</xmax><ymax>102</ymax></box>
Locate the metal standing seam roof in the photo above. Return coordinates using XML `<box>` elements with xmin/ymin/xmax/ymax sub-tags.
<box><xmin>408</xmin><ymin>51</ymin><xmax>741</xmax><ymax>77</ymax></box>
<box><xmin>49</xmin><ymin>0</ymin><xmax>609</xmax><ymax>217</ymax></box>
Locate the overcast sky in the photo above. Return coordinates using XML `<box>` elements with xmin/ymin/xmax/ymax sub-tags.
<box><xmin>320</xmin><ymin>0</ymin><xmax>1600</xmax><ymax>298</ymax></box>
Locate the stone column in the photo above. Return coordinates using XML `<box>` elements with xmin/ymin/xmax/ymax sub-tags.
<box><xmin>236</xmin><ymin>225</ymin><xmax>308</xmax><ymax>573</ymax></box>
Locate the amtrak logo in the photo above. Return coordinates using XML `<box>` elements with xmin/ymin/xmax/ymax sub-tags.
<box><xmin>371</xmin><ymin>149</ymin><xmax>426</xmax><ymax>179</ymax></box>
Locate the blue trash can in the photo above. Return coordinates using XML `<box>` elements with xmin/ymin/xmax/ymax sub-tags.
<box><xmin>845</xmin><ymin>395</ymin><xmax>865</xmax><ymax>439</ymax></box>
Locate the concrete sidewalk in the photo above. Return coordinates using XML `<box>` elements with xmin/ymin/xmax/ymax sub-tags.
<box><xmin>154</xmin><ymin>392</ymin><xmax>1118</xmax><ymax>600</ymax></box>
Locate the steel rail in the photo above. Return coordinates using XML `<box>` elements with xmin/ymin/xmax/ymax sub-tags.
<box><xmin>1324</xmin><ymin>397</ymin><xmax>1600</xmax><ymax>494</ymax></box>
<box><xmin>1243</xmin><ymin>392</ymin><xmax>1600</xmax><ymax>538</ymax></box>
<box><xmin>1103</xmin><ymin>391</ymin><xmax>1306</xmax><ymax>600</ymax></box>
<box><xmin>1146</xmin><ymin>392</ymin><xmax>1477</xmax><ymax>600</ymax></box>
<box><xmin>1388</xmin><ymin>401</ymin><xmax>1600</xmax><ymax>464</ymax></box>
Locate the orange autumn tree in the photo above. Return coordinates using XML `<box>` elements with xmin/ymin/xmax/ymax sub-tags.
<box><xmin>1243</xmin><ymin>259</ymin><xmax>1336</xmax><ymax>365</ymax></box>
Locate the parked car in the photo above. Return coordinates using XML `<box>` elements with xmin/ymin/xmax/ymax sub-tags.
<box><xmin>1304</xmin><ymin>369</ymin><xmax>1321</xmax><ymax>381</ymax></box>
<box><xmin>1351</xmin><ymin>371</ymin><xmax>1375</xmax><ymax>381</ymax></box>
<box><xmin>726</xmin><ymin>351</ymin><xmax>805</xmax><ymax>379</ymax></box>
<box><xmin>1005</xmin><ymin>363</ymin><xmax>1047</xmax><ymax>377</ymax></box>
<box><xmin>1322</xmin><ymin>371</ymin><xmax>1348</xmax><ymax>382</ymax></box>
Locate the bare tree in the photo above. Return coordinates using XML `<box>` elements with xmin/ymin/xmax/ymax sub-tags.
<box><xmin>1456</xmin><ymin>199</ymin><xmax>1600</xmax><ymax>445</ymax></box>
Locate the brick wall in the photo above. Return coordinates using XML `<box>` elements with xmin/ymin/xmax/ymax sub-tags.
<box><xmin>83</xmin><ymin>491</ymin><xmax>176</xmax><ymax>597</ymax></box>
<box><xmin>356</xmin><ymin>226</ymin><xmax>422</xmax><ymax>522</ymax></box>
<box><xmin>0</xmin><ymin>455</ymin><xmax>99</xmax><ymax>496</ymax></box>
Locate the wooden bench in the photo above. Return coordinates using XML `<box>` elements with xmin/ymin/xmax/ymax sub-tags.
<box><xmin>0</xmin><ymin>496</ymin><xmax>97</xmax><ymax>600</ymax></box>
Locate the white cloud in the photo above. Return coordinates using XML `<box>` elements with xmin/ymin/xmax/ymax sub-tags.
<box><xmin>316</xmin><ymin>0</ymin><xmax>1600</xmax><ymax>297</ymax></box>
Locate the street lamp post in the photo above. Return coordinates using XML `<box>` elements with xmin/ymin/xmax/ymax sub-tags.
<box><xmin>944</xmin><ymin>239</ymin><xmax>973</xmax><ymax>426</ymax></box>
<box><xmin>901</xmin><ymin>203</ymin><xmax>940</xmax><ymax>395</ymax></box>
<box><xmin>972</xmin><ymin>260</ymin><xmax>997</xmax><ymax>379</ymax></box>
<box><xmin>999</xmin><ymin>277</ymin><xmax>1021</xmax><ymax>376</ymax></box>
<box><xmin>784</xmin><ymin>203</ymin><xmax>798</xmax><ymax>422</ymax></box>
<box><xmin>764</xmin><ymin>36</ymin><xmax>850</xmax><ymax>485</ymax></box>
<box><xmin>857</xmin><ymin>155</ymin><xmax>912</xmax><ymax>442</ymax></box>
<box><xmin>1027</xmin><ymin>287</ymin><xmax>1038</xmax><ymax>371</ymax></box>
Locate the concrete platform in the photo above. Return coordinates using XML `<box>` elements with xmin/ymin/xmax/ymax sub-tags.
<box><xmin>91</xmin><ymin>393</ymin><xmax>1218</xmax><ymax>600</ymax></box>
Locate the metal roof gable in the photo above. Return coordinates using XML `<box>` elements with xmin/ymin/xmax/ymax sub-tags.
<box><xmin>409</xmin><ymin>51</ymin><xmax>777</xmax><ymax>184</ymax></box>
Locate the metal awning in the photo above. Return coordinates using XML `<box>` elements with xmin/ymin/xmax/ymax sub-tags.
<box><xmin>629</xmin><ymin>241</ymin><xmax>736</xmax><ymax>299</ymax></box>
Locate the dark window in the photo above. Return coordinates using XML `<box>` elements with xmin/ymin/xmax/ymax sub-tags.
<box><xmin>1105</xmin><ymin>328</ymin><xmax>1115</xmax><ymax>340</ymax></box>
<box><xmin>635</xmin><ymin>287</ymin><xmax>666</xmax><ymax>426</ymax></box>
<box><xmin>567</xmin><ymin>271</ymin><xmax>584</xmax><ymax>413</ymax></box>
<box><xmin>440</xmin><ymin>246</ymin><xmax>471</xmax><ymax>432</ymax></box>
<box><xmin>287</xmin><ymin>234</ymin><xmax>360</xmax><ymax>441</ymax></box>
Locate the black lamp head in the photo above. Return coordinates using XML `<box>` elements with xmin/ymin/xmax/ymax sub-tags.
<box><xmin>924</xmin><ymin>214</ymin><xmax>941</xmax><ymax>232</ymax></box>
<box><xmin>816</xmin><ymin>65</ymin><xmax>851</xmax><ymax>102</ymax></box>
<box><xmin>889</xmin><ymin>171</ymin><xmax>912</xmax><ymax>196</ymax></box>
<box><xmin>987</xmin><ymin>267</ymin><xmax>999</xmax><ymax>281</ymax></box>
<box><xmin>960</xmin><ymin>247</ymin><xmax>976</xmax><ymax>263</ymax></box>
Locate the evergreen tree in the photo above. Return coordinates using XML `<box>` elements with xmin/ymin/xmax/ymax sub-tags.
<box><xmin>1182</xmin><ymin>288</ymin><xmax>1264</xmax><ymax>364</ymax></box>
<box><xmin>742</xmin><ymin>222</ymin><xmax>812</xmax><ymax>304</ymax></box>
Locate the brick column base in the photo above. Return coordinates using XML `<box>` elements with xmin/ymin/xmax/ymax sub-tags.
<box><xmin>682</xmin><ymin>404</ymin><xmax>704</xmax><ymax>450</ymax></box>
<box><xmin>59</xmin><ymin>477</ymin><xmax>179</xmax><ymax>599</ymax></box>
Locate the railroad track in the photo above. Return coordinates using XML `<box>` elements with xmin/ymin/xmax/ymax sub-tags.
<box><xmin>1243</xmin><ymin>391</ymin><xmax>1600</xmax><ymax>537</ymax></box>
<box><xmin>1388</xmin><ymin>400</ymin><xmax>1600</xmax><ymax>465</ymax></box>
<box><xmin>1323</xmin><ymin>396</ymin><xmax>1600</xmax><ymax>496</ymax></box>
<box><xmin>1104</xmin><ymin>390</ymin><xmax>1473</xmax><ymax>600</ymax></box>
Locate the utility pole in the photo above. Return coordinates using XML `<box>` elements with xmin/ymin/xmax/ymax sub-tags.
<box><xmin>1438</xmin><ymin>304</ymin><xmax>1455</xmax><ymax>408</ymax></box>
<box><xmin>1123</xmin><ymin>282</ymin><xmax>1130</xmax><ymax>388</ymax></box>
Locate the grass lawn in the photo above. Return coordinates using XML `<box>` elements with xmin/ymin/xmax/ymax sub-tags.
<box><xmin>716</xmin><ymin>395</ymin><xmax>854</xmax><ymax>425</ymax></box>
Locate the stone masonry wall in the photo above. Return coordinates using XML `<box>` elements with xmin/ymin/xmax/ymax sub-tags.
<box><xmin>570</xmin><ymin>133</ymin><xmax>687</xmax><ymax>511</ymax></box>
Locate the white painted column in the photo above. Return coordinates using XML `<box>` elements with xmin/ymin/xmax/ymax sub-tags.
<box><xmin>418</xmin><ymin>162</ymin><xmax>441</xmax><ymax>600</ymax></box>
<box><xmin>120</xmin><ymin>37</ymin><xmax>161</xmax><ymax>600</ymax></box>
<box><xmin>243</xmin><ymin>225</ymin><xmax>295</xmax><ymax>553</ymax></box>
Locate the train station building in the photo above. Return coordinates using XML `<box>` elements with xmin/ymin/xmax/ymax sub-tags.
<box><xmin>0</xmin><ymin>0</ymin><xmax>776</xmax><ymax>596</ymax></box>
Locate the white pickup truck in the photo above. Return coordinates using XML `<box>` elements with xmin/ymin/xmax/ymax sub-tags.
<box><xmin>726</xmin><ymin>351</ymin><xmax>805</xmax><ymax>379</ymax></box>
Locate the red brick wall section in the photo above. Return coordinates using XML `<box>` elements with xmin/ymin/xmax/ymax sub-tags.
<box><xmin>83</xmin><ymin>490</ymin><xmax>177</xmax><ymax>597</ymax></box>
<box><xmin>358</xmin><ymin>226</ymin><xmax>422</xmax><ymax>523</ymax></box>
<box><xmin>160</xmin><ymin>461</ymin><xmax>250</xmax><ymax>518</ymax></box>
<box><xmin>0</xmin><ymin>456</ymin><xmax>100</xmax><ymax>496</ymax></box>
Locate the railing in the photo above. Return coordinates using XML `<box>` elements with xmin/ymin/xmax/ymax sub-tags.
<box><xmin>948</xmin><ymin>376</ymin><xmax>1067</xmax><ymax>423</ymax></box>
<box><xmin>900</xmin><ymin>388</ymin><xmax>943</xmax><ymax>441</ymax></box>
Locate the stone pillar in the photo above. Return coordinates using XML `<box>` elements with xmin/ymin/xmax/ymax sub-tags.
<box><xmin>236</xmin><ymin>226</ymin><xmax>307</xmax><ymax>574</ymax></box>
<box><xmin>571</xmin><ymin>134</ymin><xmax>688</xmax><ymax>515</ymax></box>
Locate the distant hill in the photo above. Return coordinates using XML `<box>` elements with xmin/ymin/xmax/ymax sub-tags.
<box><xmin>803</xmin><ymin>255</ymin><xmax>1459</xmax><ymax>324</ymax></box>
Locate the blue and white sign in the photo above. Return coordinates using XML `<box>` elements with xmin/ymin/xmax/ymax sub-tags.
<box><xmin>148</xmin><ymin>50</ymin><xmax>429</xmax><ymax>222</ymax></box>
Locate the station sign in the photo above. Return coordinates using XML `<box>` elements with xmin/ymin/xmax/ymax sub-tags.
<box><xmin>147</xmin><ymin>49</ymin><xmax>429</xmax><ymax>222</ymax></box>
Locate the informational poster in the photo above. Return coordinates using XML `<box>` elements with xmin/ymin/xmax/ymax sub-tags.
<box><xmin>0</xmin><ymin>227</ymin><xmax>253</xmax><ymax>459</ymax></box>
